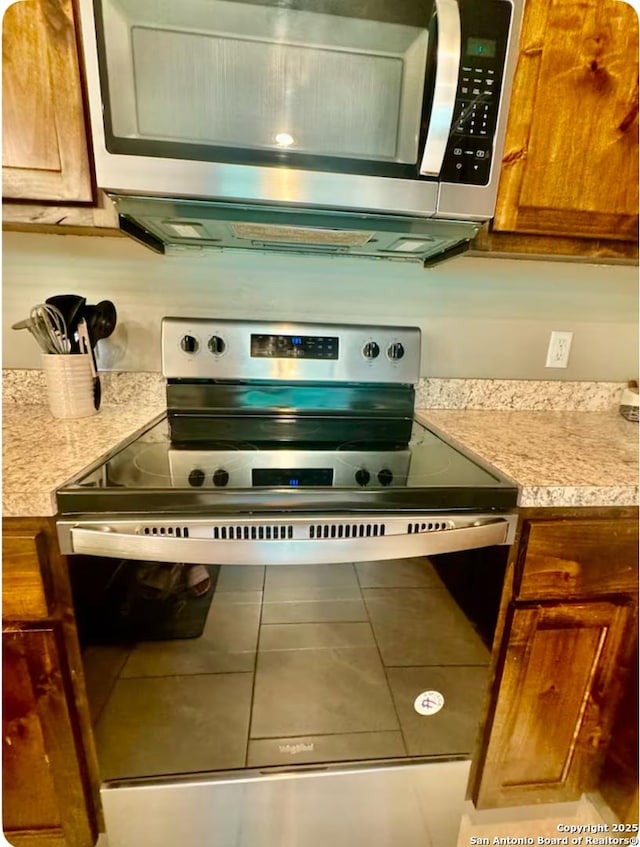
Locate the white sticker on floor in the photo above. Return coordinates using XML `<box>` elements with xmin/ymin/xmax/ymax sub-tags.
<box><xmin>414</xmin><ymin>690</ymin><xmax>445</xmax><ymax>716</ymax></box>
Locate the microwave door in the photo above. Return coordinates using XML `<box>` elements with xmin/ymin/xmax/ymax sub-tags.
<box><xmin>419</xmin><ymin>0</ymin><xmax>462</xmax><ymax>178</ymax></box>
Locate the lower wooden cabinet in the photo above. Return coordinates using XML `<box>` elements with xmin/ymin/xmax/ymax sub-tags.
<box><xmin>472</xmin><ymin>510</ymin><xmax>639</xmax><ymax>810</ymax></box>
<box><xmin>474</xmin><ymin>600</ymin><xmax>635</xmax><ymax>808</ymax></box>
<box><xmin>599</xmin><ymin>644</ymin><xmax>639</xmax><ymax>825</ymax></box>
<box><xmin>3</xmin><ymin>628</ymin><xmax>95</xmax><ymax>847</ymax></box>
<box><xmin>2</xmin><ymin>520</ymin><xmax>99</xmax><ymax>847</ymax></box>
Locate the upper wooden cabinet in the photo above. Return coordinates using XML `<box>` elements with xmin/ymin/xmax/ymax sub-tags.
<box><xmin>492</xmin><ymin>0</ymin><xmax>639</xmax><ymax>242</ymax></box>
<box><xmin>2</xmin><ymin>0</ymin><xmax>93</xmax><ymax>203</ymax></box>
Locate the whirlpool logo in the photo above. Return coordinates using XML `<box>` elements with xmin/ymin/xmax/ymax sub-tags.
<box><xmin>279</xmin><ymin>743</ymin><xmax>314</xmax><ymax>755</ymax></box>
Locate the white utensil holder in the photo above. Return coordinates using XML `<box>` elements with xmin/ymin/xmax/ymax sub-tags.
<box><xmin>41</xmin><ymin>354</ymin><xmax>97</xmax><ymax>419</ymax></box>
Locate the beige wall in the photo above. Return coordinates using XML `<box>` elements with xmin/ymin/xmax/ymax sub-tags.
<box><xmin>2</xmin><ymin>231</ymin><xmax>638</xmax><ymax>380</ymax></box>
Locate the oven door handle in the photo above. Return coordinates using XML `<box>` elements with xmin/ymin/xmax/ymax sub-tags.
<box><xmin>419</xmin><ymin>0</ymin><xmax>461</xmax><ymax>176</ymax></box>
<box><xmin>65</xmin><ymin>519</ymin><xmax>510</xmax><ymax>565</ymax></box>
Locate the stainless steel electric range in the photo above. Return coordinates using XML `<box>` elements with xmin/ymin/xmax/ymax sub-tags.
<box><xmin>56</xmin><ymin>320</ymin><xmax>518</xmax><ymax>847</ymax></box>
<box><xmin>57</xmin><ymin>318</ymin><xmax>517</xmax><ymax>561</ymax></box>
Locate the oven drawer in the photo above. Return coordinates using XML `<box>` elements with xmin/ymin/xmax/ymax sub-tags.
<box><xmin>516</xmin><ymin>518</ymin><xmax>639</xmax><ymax>602</ymax></box>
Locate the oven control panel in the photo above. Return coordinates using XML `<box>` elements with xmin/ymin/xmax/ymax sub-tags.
<box><xmin>162</xmin><ymin>318</ymin><xmax>421</xmax><ymax>383</ymax></box>
<box><xmin>168</xmin><ymin>449</ymin><xmax>411</xmax><ymax>489</ymax></box>
<box><xmin>251</xmin><ymin>333</ymin><xmax>339</xmax><ymax>360</ymax></box>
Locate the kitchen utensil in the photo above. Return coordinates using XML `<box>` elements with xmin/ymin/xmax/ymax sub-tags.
<box><xmin>29</xmin><ymin>304</ymin><xmax>70</xmax><ymax>354</ymax></box>
<box><xmin>45</xmin><ymin>295</ymin><xmax>86</xmax><ymax>353</ymax></box>
<box><xmin>77</xmin><ymin>319</ymin><xmax>101</xmax><ymax>410</ymax></box>
<box><xmin>11</xmin><ymin>317</ymin><xmax>51</xmax><ymax>354</ymax></box>
<box><xmin>85</xmin><ymin>300</ymin><xmax>117</xmax><ymax>345</ymax></box>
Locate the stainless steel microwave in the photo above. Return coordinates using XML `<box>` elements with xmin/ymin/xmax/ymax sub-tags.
<box><xmin>78</xmin><ymin>0</ymin><xmax>523</xmax><ymax>262</ymax></box>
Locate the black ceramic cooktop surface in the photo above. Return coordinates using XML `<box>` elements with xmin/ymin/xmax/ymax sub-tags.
<box><xmin>56</xmin><ymin>415</ymin><xmax>518</xmax><ymax>514</ymax></box>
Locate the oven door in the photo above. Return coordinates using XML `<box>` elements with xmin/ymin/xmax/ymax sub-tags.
<box><xmin>78</xmin><ymin>0</ymin><xmax>518</xmax><ymax>218</ymax></box>
<box><xmin>66</xmin><ymin>520</ymin><xmax>514</xmax><ymax>847</ymax></box>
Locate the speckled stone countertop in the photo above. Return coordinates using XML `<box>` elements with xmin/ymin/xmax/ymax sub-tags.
<box><xmin>415</xmin><ymin>409</ymin><xmax>638</xmax><ymax>508</ymax></box>
<box><xmin>3</xmin><ymin>368</ymin><xmax>637</xmax><ymax>517</ymax></box>
<box><xmin>3</xmin><ymin>403</ymin><xmax>164</xmax><ymax>517</ymax></box>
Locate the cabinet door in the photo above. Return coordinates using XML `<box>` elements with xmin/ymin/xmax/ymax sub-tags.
<box><xmin>2</xmin><ymin>0</ymin><xmax>92</xmax><ymax>202</ymax></box>
<box><xmin>2</xmin><ymin>627</ymin><xmax>96</xmax><ymax>847</ymax></box>
<box><xmin>473</xmin><ymin>600</ymin><xmax>635</xmax><ymax>808</ymax></box>
<box><xmin>494</xmin><ymin>0</ymin><xmax>638</xmax><ymax>241</ymax></box>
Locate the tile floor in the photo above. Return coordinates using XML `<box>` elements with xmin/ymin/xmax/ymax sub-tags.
<box><xmin>85</xmin><ymin>558</ymin><xmax>491</xmax><ymax>781</ymax></box>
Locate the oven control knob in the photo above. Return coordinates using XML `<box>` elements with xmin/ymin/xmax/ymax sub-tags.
<box><xmin>188</xmin><ymin>468</ymin><xmax>205</xmax><ymax>487</ymax></box>
<box><xmin>180</xmin><ymin>334</ymin><xmax>199</xmax><ymax>354</ymax></box>
<box><xmin>208</xmin><ymin>335</ymin><xmax>226</xmax><ymax>355</ymax></box>
<box><xmin>213</xmin><ymin>469</ymin><xmax>230</xmax><ymax>487</ymax></box>
<box><xmin>387</xmin><ymin>342</ymin><xmax>405</xmax><ymax>361</ymax></box>
<box><xmin>378</xmin><ymin>469</ymin><xmax>393</xmax><ymax>486</ymax></box>
<box><xmin>362</xmin><ymin>341</ymin><xmax>380</xmax><ymax>360</ymax></box>
<box><xmin>355</xmin><ymin>469</ymin><xmax>370</xmax><ymax>487</ymax></box>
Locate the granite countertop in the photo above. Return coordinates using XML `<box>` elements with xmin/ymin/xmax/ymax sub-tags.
<box><xmin>415</xmin><ymin>409</ymin><xmax>638</xmax><ymax>508</ymax></box>
<box><xmin>3</xmin><ymin>399</ymin><xmax>638</xmax><ymax>518</ymax></box>
<box><xmin>3</xmin><ymin>403</ymin><xmax>164</xmax><ymax>517</ymax></box>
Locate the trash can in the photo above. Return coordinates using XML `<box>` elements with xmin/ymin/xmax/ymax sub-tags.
<box><xmin>70</xmin><ymin>557</ymin><xmax>219</xmax><ymax>642</ymax></box>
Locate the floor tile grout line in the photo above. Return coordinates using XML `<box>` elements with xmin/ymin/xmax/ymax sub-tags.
<box><xmin>356</xmin><ymin>566</ymin><xmax>410</xmax><ymax>758</ymax></box>
<box><xmin>244</xmin><ymin>565</ymin><xmax>267</xmax><ymax>767</ymax></box>
<box><xmin>86</xmin><ymin>644</ymin><xmax>134</xmax><ymax>733</ymax></box>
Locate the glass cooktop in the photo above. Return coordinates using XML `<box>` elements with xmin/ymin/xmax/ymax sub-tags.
<box><xmin>57</xmin><ymin>414</ymin><xmax>518</xmax><ymax>515</ymax></box>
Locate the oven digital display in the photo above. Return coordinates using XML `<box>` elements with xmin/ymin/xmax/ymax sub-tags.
<box><xmin>251</xmin><ymin>334</ymin><xmax>339</xmax><ymax>360</ymax></box>
<box><xmin>252</xmin><ymin>469</ymin><xmax>334</xmax><ymax>487</ymax></box>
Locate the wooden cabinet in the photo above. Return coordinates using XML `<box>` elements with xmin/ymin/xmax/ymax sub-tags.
<box><xmin>475</xmin><ymin>0</ymin><xmax>639</xmax><ymax>260</ymax></box>
<box><xmin>2</xmin><ymin>0</ymin><xmax>119</xmax><ymax>232</ymax></box>
<box><xmin>2</xmin><ymin>0</ymin><xmax>92</xmax><ymax>202</ymax></box>
<box><xmin>471</xmin><ymin>510</ymin><xmax>639</xmax><ymax>809</ymax></box>
<box><xmin>2</xmin><ymin>519</ymin><xmax>99</xmax><ymax>847</ymax></box>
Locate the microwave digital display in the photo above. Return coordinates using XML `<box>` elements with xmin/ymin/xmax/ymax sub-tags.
<box><xmin>466</xmin><ymin>37</ymin><xmax>496</xmax><ymax>58</ymax></box>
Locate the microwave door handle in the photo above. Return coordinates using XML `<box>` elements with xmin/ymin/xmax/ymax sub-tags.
<box><xmin>419</xmin><ymin>0</ymin><xmax>462</xmax><ymax>176</ymax></box>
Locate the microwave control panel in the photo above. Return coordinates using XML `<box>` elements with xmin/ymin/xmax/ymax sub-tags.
<box><xmin>440</xmin><ymin>0</ymin><xmax>513</xmax><ymax>186</ymax></box>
